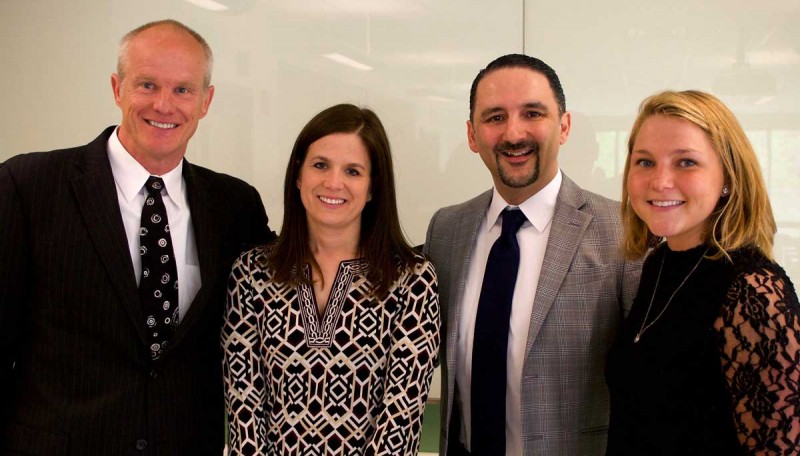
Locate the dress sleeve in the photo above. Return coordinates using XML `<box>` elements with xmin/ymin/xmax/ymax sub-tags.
<box><xmin>714</xmin><ymin>263</ymin><xmax>800</xmax><ymax>454</ymax></box>
<box><xmin>365</xmin><ymin>260</ymin><xmax>441</xmax><ymax>456</ymax></box>
<box><xmin>222</xmin><ymin>250</ymin><xmax>268</xmax><ymax>456</ymax></box>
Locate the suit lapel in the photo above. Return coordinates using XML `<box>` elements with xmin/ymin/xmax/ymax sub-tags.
<box><xmin>446</xmin><ymin>190</ymin><xmax>492</xmax><ymax>374</ymax></box>
<box><xmin>170</xmin><ymin>161</ymin><xmax>218</xmax><ymax>344</ymax></box>
<box><xmin>70</xmin><ymin>127</ymin><xmax>147</xmax><ymax>345</ymax></box>
<box><xmin>524</xmin><ymin>176</ymin><xmax>592</xmax><ymax>356</ymax></box>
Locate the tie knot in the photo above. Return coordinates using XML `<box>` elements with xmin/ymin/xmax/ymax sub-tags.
<box><xmin>144</xmin><ymin>176</ymin><xmax>165</xmax><ymax>195</ymax></box>
<box><xmin>501</xmin><ymin>208</ymin><xmax>527</xmax><ymax>236</ymax></box>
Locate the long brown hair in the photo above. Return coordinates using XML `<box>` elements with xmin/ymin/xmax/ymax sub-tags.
<box><xmin>267</xmin><ymin>104</ymin><xmax>421</xmax><ymax>298</ymax></box>
<box><xmin>621</xmin><ymin>90</ymin><xmax>776</xmax><ymax>260</ymax></box>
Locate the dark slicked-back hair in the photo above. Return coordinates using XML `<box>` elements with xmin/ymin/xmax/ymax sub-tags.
<box><xmin>469</xmin><ymin>53</ymin><xmax>566</xmax><ymax>120</ymax></box>
<box><xmin>267</xmin><ymin>104</ymin><xmax>422</xmax><ymax>298</ymax></box>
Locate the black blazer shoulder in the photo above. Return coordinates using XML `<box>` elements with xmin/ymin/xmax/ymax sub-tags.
<box><xmin>1</xmin><ymin>126</ymin><xmax>275</xmax><ymax>455</ymax></box>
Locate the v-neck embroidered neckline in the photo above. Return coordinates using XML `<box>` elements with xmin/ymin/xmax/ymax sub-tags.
<box><xmin>297</xmin><ymin>258</ymin><xmax>368</xmax><ymax>347</ymax></box>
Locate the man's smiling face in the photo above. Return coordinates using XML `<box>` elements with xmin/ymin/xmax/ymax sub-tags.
<box><xmin>111</xmin><ymin>24</ymin><xmax>214</xmax><ymax>175</ymax></box>
<box><xmin>467</xmin><ymin>67</ymin><xmax>570</xmax><ymax>205</ymax></box>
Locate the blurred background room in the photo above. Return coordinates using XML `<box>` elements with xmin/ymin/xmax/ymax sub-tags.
<box><xmin>3</xmin><ymin>1</ymin><xmax>798</xmax><ymax>453</ymax></box>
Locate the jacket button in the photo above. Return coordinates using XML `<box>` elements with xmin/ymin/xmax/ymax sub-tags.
<box><xmin>135</xmin><ymin>439</ymin><xmax>148</xmax><ymax>451</ymax></box>
<box><xmin>149</xmin><ymin>369</ymin><xmax>158</xmax><ymax>379</ymax></box>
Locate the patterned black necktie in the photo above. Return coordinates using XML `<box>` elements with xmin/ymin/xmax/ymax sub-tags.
<box><xmin>139</xmin><ymin>176</ymin><xmax>179</xmax><ymax>359</ymax></box>
<box><xmin>471</xmin><ymin>207</ymin><xmax>527</xmax><ymax>455</ymax></box>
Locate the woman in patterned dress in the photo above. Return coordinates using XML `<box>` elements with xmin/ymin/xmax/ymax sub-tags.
<box><xmin>605</xmin><ymin>90</ymin><xmax>800</xmax><ymax>454</ymax></box>
<box><xmin>222</xmin><ymin>104</ymin><xmax>440</xmax><ymax>455</ymax></box>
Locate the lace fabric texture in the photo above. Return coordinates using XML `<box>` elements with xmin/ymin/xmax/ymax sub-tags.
<box><xmin>715</xmin><ymin>253</ymin><xmax>800</xmax><ymax>454</ymax></box>
<box><xmin>606</xmin><ymin>245</ymin><xmax>800</xmax><ymax>455</ymax></box>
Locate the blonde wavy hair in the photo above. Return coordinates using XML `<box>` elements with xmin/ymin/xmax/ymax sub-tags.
<box><xmin>621</xmin><ymin>90</ymin><xmax>776</xmax><ymax>261</ymax></box>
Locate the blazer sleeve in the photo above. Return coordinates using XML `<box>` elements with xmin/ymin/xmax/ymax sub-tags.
<box><xmin>242</xmin><ymin>184</ymin><xmax>276</xmax><ymax>247</ymax></box>
<box><xmin>222</xmin><ymin>250</ymin><xmax>269</xmax><ymax>456</ymax></box>
<box><xmin>422</xmin><ymin>208</ymin><xmax>441</xmax><ymax>256</ymax></box>
<box><xmin>620</xmin><ymin>256</ymin><xmax>642</xmax><ymax>317</ymax></box>
<box><xmin>364</xmin><ymin>261</ymin><xmax>441</xmax><ymax>456</ymax></box>
<box><xmin>0</xmin><ymin>162</ymin><xmax>30</xmax><ymax>413</ymax></box>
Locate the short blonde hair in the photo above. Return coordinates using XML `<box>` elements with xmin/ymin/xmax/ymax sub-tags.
<box><xmin>117</xmin><ymin>19</ymin><xmax>213</xmax><ymax>87</ymax></box>
<box><xmin>621</xmin><ymin>90</ymin><xmax>776</xmax><ymax>260</ymax></box>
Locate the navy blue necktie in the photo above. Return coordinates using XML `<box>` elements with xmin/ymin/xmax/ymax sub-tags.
<box><xmin>471</xmin><ymin>207</ymin><xmax>527</xmax><ymax>455</ymax></box>
<box><xmin>139</xmin><ymin>176</ymin><xmax>179</xmax><ymax>359</ymax></box>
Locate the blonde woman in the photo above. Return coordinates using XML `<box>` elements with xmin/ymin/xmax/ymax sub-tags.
<box><xmin>606</xmin><ymin>90</ymin><xmax>799</xmax><ymax>454</ymax></box>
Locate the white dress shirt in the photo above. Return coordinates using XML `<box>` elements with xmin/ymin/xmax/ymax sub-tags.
<box><xmin>107</xmin><ymin>129</ymin><xmax>201</xmax><ymax>322</ymax></box>
<box><xmin>457</xmin><ymin>170</ymin><xmax>562</xmax><ymax>455</ymax></box>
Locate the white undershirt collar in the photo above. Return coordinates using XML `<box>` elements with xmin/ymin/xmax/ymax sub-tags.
<box><xmin>107</xmin><ymin>128</ymin><xmax>186</xmax><ymax>209</ymax></box>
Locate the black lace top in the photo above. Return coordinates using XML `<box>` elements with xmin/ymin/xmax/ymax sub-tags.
<box><xmin>606</xmin><ymin>244</ymin><xmax>800</xmax><ymax>455</ymax></box>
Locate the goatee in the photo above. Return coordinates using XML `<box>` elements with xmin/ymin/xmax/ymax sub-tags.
<box><xmin>494</xmin><ymin>140</ymin><xmax>540</xmax><ymax>188</ymax></box>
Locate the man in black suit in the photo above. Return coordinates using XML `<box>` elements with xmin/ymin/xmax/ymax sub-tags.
<box><xmin>0</xmin><ymin>19</ymin><xmax>275</xmax><ymax>455</ymax></box>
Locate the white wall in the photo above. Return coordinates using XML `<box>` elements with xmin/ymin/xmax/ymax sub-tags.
<box><xmin>3</xmin><ymin>1</ymin><xmax>800</xmax><ymax>399</ymax></box>
<box><xmin>525</xmin><ymin>0</ymin><xmax>800</xmax><ymax>278</ymax></box>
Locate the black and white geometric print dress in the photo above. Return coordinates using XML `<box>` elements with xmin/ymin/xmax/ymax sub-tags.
<box><xmin>222</xmin><ymin>246</ymin><xmax>440</xmax><ymax>456</ymax></box>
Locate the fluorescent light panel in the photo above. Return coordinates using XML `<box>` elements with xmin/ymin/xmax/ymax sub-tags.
<box><xmin>184</xmin><ymin>0</ymin><xmax>229</xmax><ymax>11</ymax></box>
<box><xmin>323</xmin><ymin>53</ymin><xmax>373</xmax><ymax>71</ymax></box>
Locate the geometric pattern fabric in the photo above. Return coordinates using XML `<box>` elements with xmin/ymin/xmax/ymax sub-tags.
<box><xmin>139</xmin><ymin>176</ymin><xmax>179</xmax><ymax>359</ymax></box>
<box><xmin>222</xmin><ymin>247</ymin><xmax>440</xmax><ymax>455</ymax></box>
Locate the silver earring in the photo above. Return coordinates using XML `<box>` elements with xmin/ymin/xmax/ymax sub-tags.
<box><xmin>722</xmin><ymin>186</ymin><xmax>729</xmax><ymax>196</ymax></box>
<box><xmin>367</xmin><ymin>194</ymin><xmax>372</xmax><ymax>202</ymax></box>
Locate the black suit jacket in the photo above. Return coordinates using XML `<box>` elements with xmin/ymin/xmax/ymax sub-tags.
<box><xmin>0</xmin><ymin>127</ymin><xmax>276</xmax><ymax>455</ymax></box>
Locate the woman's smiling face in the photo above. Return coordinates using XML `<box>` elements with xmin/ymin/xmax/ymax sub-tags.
<box><xmin>297</xmin><ymin>132</ymin><xmax>372</xmax><ymax>237</ymax></box>
<box><xmin>627</xmin><ymin>115</ymin><xmax>726</xmax><ymax>251</ymax></box>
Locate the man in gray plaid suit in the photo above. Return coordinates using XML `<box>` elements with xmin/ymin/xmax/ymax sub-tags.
<box><xmin>424</xmin><ymin>54</ymin><xmax>641</xmax><ymax>455</ymax></box>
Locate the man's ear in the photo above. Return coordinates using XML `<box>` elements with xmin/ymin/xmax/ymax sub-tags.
<box><xmin>467</xmin><ymin>119</ymin><xmax>479</xmax><ymax>153</ymax></box>
<box><xmin>559</xmin><ymin>111</ymin><xmax>572</xmax><ymax>145</ymax></box>
<box><xmin>111</xmin><ymin>73</ymin><xmax>123</xmax><ymax>108</ymax></box>
<box><xmin>199</xmin><ymin>85</ymin><xmax>215</xmax><ymax>119</ymax></box>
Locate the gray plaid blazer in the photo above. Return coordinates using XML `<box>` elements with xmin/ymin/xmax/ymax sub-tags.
<box><xmin>424</xmin><ymin>174</ymin><xmax>641</xmax><ymax>455</ymax></box>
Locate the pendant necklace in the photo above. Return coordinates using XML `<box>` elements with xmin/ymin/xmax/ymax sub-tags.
<box><xmin>633</xmin><ymin>247</ymin><xmax>709</xmax><ymax>343</ymax></box>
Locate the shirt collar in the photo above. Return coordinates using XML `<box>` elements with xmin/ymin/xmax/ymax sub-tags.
<box><xmin>486</xmin><ymin>169</ymin><xmax>562</xmax><ymax>234</ymax></box>
<box><xmin>107</xmin><ymin>127</ymin><xmax>186</xmax><ymax>209</ymax></box>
